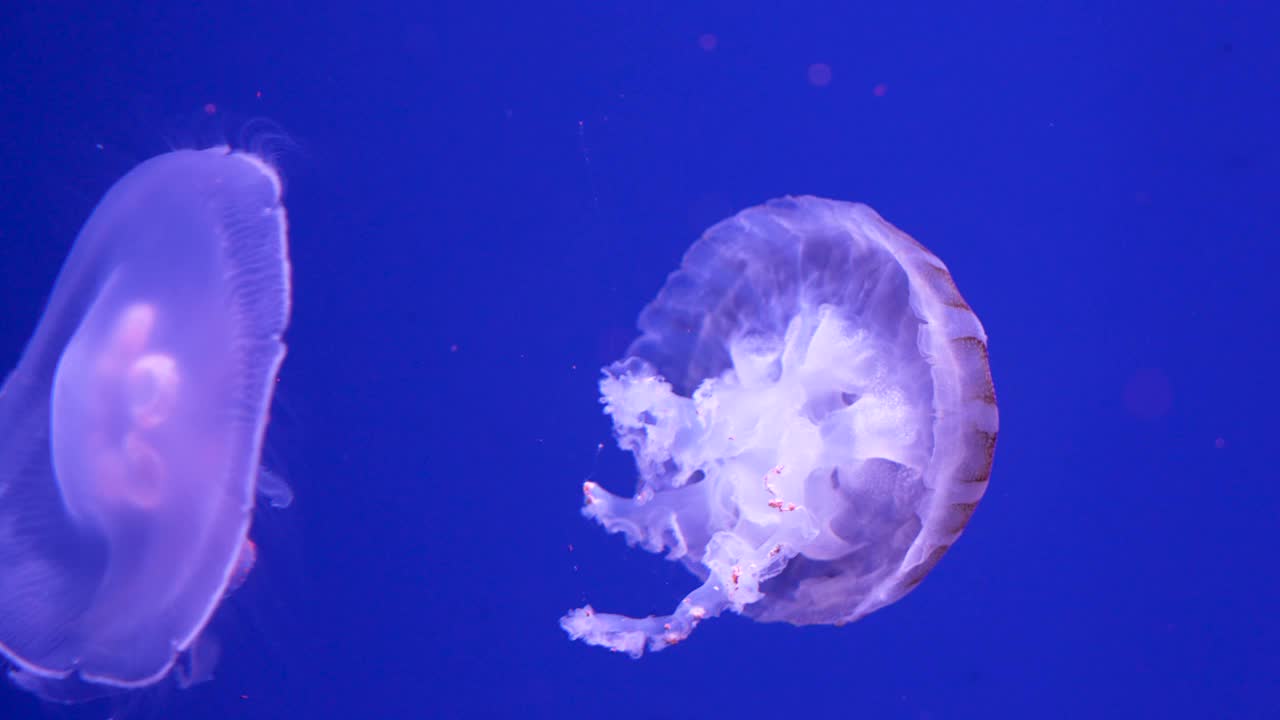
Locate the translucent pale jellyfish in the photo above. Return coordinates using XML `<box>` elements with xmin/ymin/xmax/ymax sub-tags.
<box><xmin>0</xmin><ymin>147</ymin><xmax>292</xmax><ymax>701</ymax></box>
<box><xmin>562</xmin><ymin>196</ymin><xmax>998</xmax><ymax>657</ymax></box>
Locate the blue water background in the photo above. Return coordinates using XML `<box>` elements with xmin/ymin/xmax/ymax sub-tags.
<box><xmin>0</xmin><ymin>2</ymin><xmax>1276</xmax><ymax>718</ymax></box>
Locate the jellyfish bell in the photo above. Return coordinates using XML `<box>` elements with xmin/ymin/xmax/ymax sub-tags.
<box><xmin>0</xmin><ymin>146</ymin><xmax>292</xmax><ymax>702</ymax></box>
<box><xmin>563</xmin><ymin>196</ymin><xmax>998</xmax><ymax>656</ymax></box>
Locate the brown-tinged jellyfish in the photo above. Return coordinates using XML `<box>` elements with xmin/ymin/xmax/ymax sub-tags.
<box><xmin>562</xmin><ymin>197</ymin><xmax>998</xmax><ymax>656</ymax></box>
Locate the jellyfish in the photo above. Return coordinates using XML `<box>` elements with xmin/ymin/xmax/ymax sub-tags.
<box><xmin>0</xmin><ymin>147</ymin><xmax>292</xmax><ymax>701</ymax></box>
<box><xmin>562</xmin><ymin>196</ymin><xmax>997</xmax><ymax>657</ymax></box>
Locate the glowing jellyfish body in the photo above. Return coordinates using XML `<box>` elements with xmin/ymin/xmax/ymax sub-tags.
<box><xmin>0</xmin><ymin>148</ymin><xmax>291</xmax><ymax>701</ymax></box>
<box><xmin>562</xmin><ymin>196</ymin><xmax>997</xmax><ymax>656</ymax></box>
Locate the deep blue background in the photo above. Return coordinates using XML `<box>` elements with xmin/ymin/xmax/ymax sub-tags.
<box><xmin>1</xmin><ymin>2</ymin><xmax>1277</xmax><ymax>718</ymax></box>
